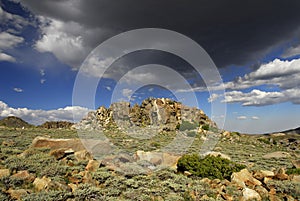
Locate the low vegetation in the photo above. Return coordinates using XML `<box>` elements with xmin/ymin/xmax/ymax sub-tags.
<box><xmin>177</xmin><ymin>154</ymin><xmax>246</xmax><ymax>180</ymax></box>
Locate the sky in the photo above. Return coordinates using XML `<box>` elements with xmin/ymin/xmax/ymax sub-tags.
<box><xmin>0</xmin><ymin>0</ymin><xmax>300</xmax><ymax>133</ymax></box>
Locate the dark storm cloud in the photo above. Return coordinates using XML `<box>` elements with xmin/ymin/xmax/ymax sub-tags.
<box><xmin>19</xmin><ymin>0</ymin><xmax>300</xmax><ymax>68</ymax></box>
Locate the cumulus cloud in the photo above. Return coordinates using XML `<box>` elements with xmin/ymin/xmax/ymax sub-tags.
<box><xmin>0</xmin><ymin>101</ymin><xmax>90</xmax><ymax>125</ymax></box>
<box><xmin>251</xmin><ymin>116</ymin><xmax>259</xmax><ymax>120</ymax></box>
<box><xmin>208</xmin><ymin>93</ymin><xmax>221</xmax><ymax>103</ymax></box>
<box><xmin>203</xmin><ymin>58</ymin><xmax>300</xmax><ymax>106</ymax></box>
<box><xmin>0</xmin><ymin>32</ymin><xmax>24</xmax><ymax>62</ymax></box>
<box><xmin>0</xmin><ymin>32</ymin><xmax>24</xmax><ymax>50</ymax></box>
<box><xmin>0</xmin><ymin>6</ymin><xmax>30</xmax><ymax>32</ymax></box>
<box><xmin>122</xmin><ymin>88</ymin><xmax>133</xmax><ymax>100</ymax></box>
<box><xmin>35</xmin><ymin>17</ymin><xmax>89</xmax><ymax>68</ymax></box>
<box><xmin>282</xmin><ymin>44</ymin><xmax>300</xmax><ymax>58</ymax></box>
<box><xmin>13</xmin><ymin>88</ymin><xmax>23</xmax><ymax>93</ymax></box>
<box><xmin>237</xmin><ymin>116</ymin><xmax>247</xmax><ymax>120</ymax></box>
<box><xmin>0</xmin><ymin>52</ymin><xmax>16</xmax><ymax>62</ymax></box>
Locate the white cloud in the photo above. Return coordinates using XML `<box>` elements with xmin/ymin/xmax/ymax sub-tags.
<box><xmin>40</xmin><ymin>79</ymin><xmax>46</xmax><ymax>84</ymax></box>
<box><xmin>35</xmin><ymin>17</ymin><xmax>88</xmax><ymax>68</ymax></box>
<box><xmin>0</xmin><ymin>52</ymin><xmax>16</xmax><ymax>62</ymax></box>
<box><xmin>223</xmin><ymin>88</ymin><xmax>300</xmax><ymax>106</ymax></box>
<box><xmin>0</xmin><ymin>32</ymin><xmax>24</xmax><ymax>62</ymax></box>
<box><xmin>122</xmin><ymin>88</ymin><xmax>133</xmax><ymax>99</ymax></box>
<box><xmin>13</xmin><ymin>88</ymin><xmax>23</xmax><ymax>93</ymax></box>
<box><xmin>237</xmin><ymin>116</ymin><xmax>247</xmax><ymax>120</ymax></box>
<box><xmin>208</xmin><ymin>93</ymin><xmax>221</xmax><ymax>103</ymax></box>
<box><xmin>0</xmin><ymin>32</ymin><xmax>24</xmax><ymax>50</ymax></box>
<box><xmin>0</xmin><ymin>6</ymin><xmax>30</xmax><ymax>32</ymax></box>
<box><xmin>251</xmin><ymin>116</ymin><xmax>259</xmax><ymax>120</ymax></box>
<box><xmin>0</xmin><ymin>100</ymin><xmax>90</xmax><ymax>125</ymax></box>
<box><xmin>40</xmin><ymin>69</ymin><xmax>45</xmax><ymax>76</ymax></box>
<box><xmin>282</xmin><ymin>44</ymin><xmax>300</xmax><ymax>58</ymax></box>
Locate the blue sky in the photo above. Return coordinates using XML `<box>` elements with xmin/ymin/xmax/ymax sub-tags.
<box><xmin>0</xmin><ymin>0</ymin><xmax>300</xmax><ymax>133</ymax></box>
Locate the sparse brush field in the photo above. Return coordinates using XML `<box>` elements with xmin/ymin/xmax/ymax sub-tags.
<box><xmin>0</xmin><ymin>127</ymin><xmax>299</xmax><ymax>200</ymax></box>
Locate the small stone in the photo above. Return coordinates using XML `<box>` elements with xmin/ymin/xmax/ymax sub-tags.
<box><xmin>33</xmin><ymin>176</ymin><xmax>51</xmax><ymax>191</ymax></box>
<box><xmin>7</xmin><ymin>189</ymin><xmax>28</xmax><ymax>200</ymax></box>
<box><xmin>231</xmin><ymin>169</ymin><xmax>261</xmax><ymax>188</ymax></box>
<box><xmin>11</xmin><ymin>170</ymin><xmax>35</xmax><ymax>182</ymax></box>
<box><xmin>74</xmin><ymin>150</ymin><xmax>93</xmax><ymax>161</ymax></box>
<box><xmin>242</xmin><ymin>187</ymin><xmax>261</xmax><ymax>201</ymax></box>
<box><xmin>68</xmin><ymin>183</ymin><xmax>78</xmax><ymax>192</ymax></box>
<box><xmin>275</xmin><ymin>168</ymin><xmax>289</xmax><ymax>180</ymax></box>
<box><xmin>85</xmin><ymin>160</ymin><xmax>100</xmax><ymax>172</ymax></box>
<box><xmin>291</xmin><ymin>175</ymin><xmax>300</xmax><ymax>182</ymax></box>
<box><xmin>184</xmin><ymin>171</ymin><xmax>192</xmax><ymax>176</ymax></box>
<box><xmin>0</xmin><ymin>169</ymin><xmax>10</xmax><ymax>178</ymax></box>
<box><xmin>291</xmin><ymin>159</ymin><xmax>300</xmax><ymax>169</ymax></box>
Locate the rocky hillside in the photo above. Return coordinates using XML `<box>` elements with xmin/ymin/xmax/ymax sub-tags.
<box><xmin>0</xmin><ymin>116</ymin><xmax>33</xmax><ymax>128</ymax></box>
<box><xmin>38</xmin><ymin>121</ymin><xmax>74</xmax><ymax>129</ymax></box>
<box><xmin>74</xmin><ymin>98</ymin><xmax>217</xmax><ymax>132</ymax></box>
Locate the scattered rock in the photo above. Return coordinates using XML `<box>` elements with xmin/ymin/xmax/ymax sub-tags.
<box><xmin>262</xmin><ymin>151</ymin><xmax>291</xmax><ymax>159</ymax></box>
<box><xmin>74</xmin><ymin>150</ymin><xmax>93</xmax><ymax>161</ymax></box>
<box><xmin>7</xmin><ymin>189</ymin><xmax>28</xmax><ymax>200</ymax></box>
<box><xmin>33</xmin><ymin>176</ymin><xmax>51</xmax><ymax>191</ymax></box>
<box><xmin>0</xmin><ymin>169</ymin><xmax>10</xmax><ymax>178</ymax></box>
<box><xmin>135</xmin><ymin>150</ymin><xmax>181</xmax><ymax>169</ymax></box>
<box><xmin>291</xmin><ymin>159</ymin><xmax>300</xmax><ymax>168</ymax></box>
<box><xmin>50</xmin><ymin>148</ymin><xmax>74</xmax><ymax>160</ymax></box>
<box><xmin>275</xmin><ymin>168</ymin><xmax>289</xmax><ymax>180</ymax></box>
<box><xmin>291</xmin><ymin>175</ymin><xmax>300</xmax><ymax>182</ymax></box>
<box><xmin>86</xmin><ymin>160</ymin><xmax>100</xmax><ymax>172</ymax></box>
<box><xmin>242</xmin><ymin>187</ymin><xmax>261</xmax><ymax>201</ymax></box>
<box><xmin>11</xmin><ymin>170</ymin><xmax>35</xmax><ymax>182</ymax></box>
<box><xmin>254</xmin><ymin>170</ymin><xmax>274</xmax><ymax>180</ymax></box>
<box><xmin>231</xmin><ymin>169</ymin><xmax>262</xmax><ymax>188</ymax></box>
<box><xmin>222</xmin><ymin>131</ymin><xmax>231</xmax><ymax>138</ymax></box>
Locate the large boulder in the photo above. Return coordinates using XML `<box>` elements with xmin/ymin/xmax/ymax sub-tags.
<box><xmin>242</xmin><ymin>187</ymin><xmax>261</xmax><ymax>201</ymax></box>
<box><xmin>31</xmin><ymin>137</ymin><xmax>85</xmax><ymax>151</ymax></box>
<box><xmin>135</xmin><ymin>150</ymin><xmax>181</xmax><ymax>169</ymax></box>
<box><xmin>231</xmin><ymin>169</ymin><xmax>262</xmax><ymax>188</ymax></box>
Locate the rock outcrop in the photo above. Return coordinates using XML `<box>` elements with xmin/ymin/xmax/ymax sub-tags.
<box><xmin>0</xmin><ymin>116</ymin><xmax>33</xmax><ymax>128</ymax></box>
<box><xmin>73</xmin><ymin>98</ymin><xmax>217</xmax><ymax>132</ymax></box>
<box><xmin>39</xmin><ymin>121</ymin><xmax>74</xmax><ymax>129</ymax></box>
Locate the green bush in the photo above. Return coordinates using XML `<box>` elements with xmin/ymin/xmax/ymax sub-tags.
<box><xmin>286</xmin><ymin>168</ymin><xmax>300</xmax><ymax>175</ymax></box>
<box><xmin>202</xmin><ymin>124</ymin><xmax>210</xmax><ymax>131</ymax></box>
<box><xmin>179</xmin><ymin>121</ymin><xmax>198</xmax><ymax>131</ymax></box>
<box><xmin>177</xmin><ymin>154</ymin><xmax>246</xmax><ymax>180</ymax></box>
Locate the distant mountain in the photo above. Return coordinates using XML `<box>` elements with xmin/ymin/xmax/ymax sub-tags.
<box><xmin>0</xmin><ymin>116</ymin><xmax>33</xmax><ymax>128</ymax></box>
<box><xmin>39</xmin><ymin>121</ymin><xmax>74</xmax><ymax>129</ymax></box>
<box><xmin>281</xmin><ymin>127</ymin><xmax>300</xmax><ymax>135</ymax></box>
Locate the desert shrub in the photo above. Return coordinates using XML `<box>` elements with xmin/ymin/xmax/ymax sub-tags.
<box><xmin>179</xmin><ymin>121</ymin><xmax>198</xmax><ymax>131</ymax></box>
<box><xmin>22</xmin><ymin>191</ymin><xmax>71</xmax><ymax>201</ymax></box>
<box><xmin>202</xmin><ymin>124</ymin><xmax>210</xmax><ymax>131</ymax></box>
<box><xmin>73</xmin><ymin>184</ymin><xmax>105</xmax><ymax>200</ymax></box>
<box><xmin>258</xmin><ymin>138</ymin><xmax>271</xmax><ymax>144</ymax></box>
<box><xmin>286</xmin><ymin>168</ymin><xmax>300</xmax><ymax>175</ymax></box>
<box><xmin>5</xmin><ymin>151</ymin><xmax>56</xmax><ymax>176</ymax></box>
<box><xmin>177</xmin><ymin>154</ymin><xmax>246</xmax><ymax>180</ymax></box>
<box><xmin>0</xmin><ymin>176</ymin><xmax>24</xmax><ymax>190</ymax></box>
<box><xmin>266</xmin><ymin>180</ymin><xmax>300</xmax><ymax>199</ymax></box>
